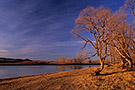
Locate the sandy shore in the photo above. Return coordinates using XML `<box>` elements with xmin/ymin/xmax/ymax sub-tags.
<box><xmin>0</xmin><ymin>65</ymin><xmax>135</xmax><ymax>90</ymax></box>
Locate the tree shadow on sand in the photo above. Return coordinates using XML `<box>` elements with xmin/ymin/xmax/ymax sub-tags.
<box><xmin>99</xmin><ymin>69</ymin><xmax>135</xmax><ymax>76</ymax></box>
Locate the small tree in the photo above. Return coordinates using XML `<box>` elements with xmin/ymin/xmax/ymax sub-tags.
<box><xmin>73</xmin><ymin>56</ymin><xmax>83</xmax><ymax>63</ymax></box>
<box><xmin>59</xmin><ymin>56</ymin><xmax>66</xmax><ymax>63</ymax></box>
<box><xmin>67</xmin><ymin>58</ymin><xmax>73</xmax><ymax>63</ymax></box>
<box><xmin>56</xmin><ymin>58</ymin><xmax>59</xmax><ymax>62</ymax></box>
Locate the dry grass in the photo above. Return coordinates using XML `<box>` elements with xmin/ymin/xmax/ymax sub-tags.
<box><xmin>0</xmin><ymin>65</ymin><xmax>135</xmax><ymax>90</ymax></box>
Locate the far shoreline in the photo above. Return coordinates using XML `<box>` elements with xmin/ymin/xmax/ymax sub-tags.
<box><xmin>0</xmin><ymin>63</ymin><xmax>101</xmax><ymax>66</ymax></box>
<box><xmin>0</xmin><ymin>60</ymin><xmax>103</xmax><ymax>66</ymax></box>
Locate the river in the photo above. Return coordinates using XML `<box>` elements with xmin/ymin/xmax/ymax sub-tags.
<box><xmin>0</xmin><ymin>65</ymin><xmax>100</xmax><ymax>79</ymax></box>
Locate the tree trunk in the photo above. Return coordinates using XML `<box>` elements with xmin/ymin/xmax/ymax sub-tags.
<box><xmin>125</xmin><ymin>58</ymin><xmax>133</xmax><ymax>70</ymax></box>
<box><xmin>121</xmin><ymin>57</ymin><xmax>125</xmax><ymax>69</ymax></box>
<box><xmin>94</xmin><ymin>58</ymin><xmax>104</xmax><ymax>75</ymax></box>
<box><xmin>113</xmin><ymin>55</ymin><xmax>115</xmax><ymax>64</ymax></box>
<box><xmin>100</xmin><ymin>60</ymin><xmax>104</xmax><ymax>71</ymax></box>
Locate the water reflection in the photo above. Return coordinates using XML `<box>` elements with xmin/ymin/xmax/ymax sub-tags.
<box><xmin>56</xmin><ymin>65</ymin><xmax>83</xmax><ymax>71</ymax></box>
<box><xmin>59</xmin><ymin>66</ymin><xmax>65</xmax><ymax>71</ymax></box>
<box><xmin>67</xmin><ymin>66</ymin><xmax>72</xmax><ymax>70</ymax></box>
<box><xmin>74</xmin><ymin>66</ymin><xmax>82</xmax><ymax>69</ymax></box>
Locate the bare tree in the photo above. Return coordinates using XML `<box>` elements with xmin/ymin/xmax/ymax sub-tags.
<box><xmin>77</xmin><ymin>48</ymin><xmax>94</xmax><ymax>61</ymax></box>
<box><xmin>125</xmin><ymin>0</ymin><xmax>135</xmax><ymax>53</ymax></box>
<box><xmin>71</xmin><ymin>6</ymin><xmax>112</xmax><ymax>75</ymax></box>
<box><xmin>71</xmin><ymin>5</ymin><xmax>135</xmax><ymax>75</ymax></box>
<box><xmin>124</xmin><ymin>0</ymin><xmax>135</xmax><ymax>66</ymax></box>
<box><xmin>107</xmin><ymin>46</ymin><xmax>117</xmax><ymax>64</ymax></box>
<box><xmin>67</xmin><ymin>58</ymin><xmax>73</xmax><ymax>63</ymax></box>
<box><xmin>73</xmin><ymin>56</ymin><xmax>83</xmax><ymax>63</ymax></box>
<box><xmin>106</xmin><ymin>9</ymin><xmax>134</xmax><ymax>70</ymax></box>
<box><xmin>125</xmin><ymin>0</ymin><xmax>135</xmax><ymax>16</ymax></box>
<box><xmin>59</xmin><ymin>56</ymin><xmax>66</xmax><ymax>63</ymax></box>
<box><xmin>56</xmin><ymin>58</ymin><xmax>59</xmax><ymax>62</ymax></box>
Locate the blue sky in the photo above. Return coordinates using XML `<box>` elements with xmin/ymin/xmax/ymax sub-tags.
<box><xmin>0</xmin><ymin>0</ymin><xmax>125</xmax><ymax>60</ymax></box>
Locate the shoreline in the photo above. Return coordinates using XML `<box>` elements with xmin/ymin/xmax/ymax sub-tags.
<box><xmin>0</xmin><ymin>67</ymin><xmax>95</xmax><ymax>81</ymax></box>
<box><xmin>0</xmin><ymin>63</ymin><xmax>101</xmax><ymax>66</ymax></box>
<box><xmin>0</xmin><ymin>60</ymin><xmax>102</xmax><ymax>65</ymax></box>
<box><xmin>0</xmin><ymin>65</ymin><xmax>135</xmax><ymax>90</ymax></box>
<box><xmin>0</xmin><ymin>72</ymin><xmax>57</xmax><ymax>81</ymax></box>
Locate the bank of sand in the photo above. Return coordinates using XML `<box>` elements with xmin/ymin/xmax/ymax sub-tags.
<box><xmin>0</xmin><ymin>65</ymin><xmax>135</xmax><ymax>90</ymax></box>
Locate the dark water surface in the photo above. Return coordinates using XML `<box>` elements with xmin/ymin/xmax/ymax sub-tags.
<box><xmin>0</xmin><ymin>65</ymin><xmax>100</xmax><ymax>79</ymax></box>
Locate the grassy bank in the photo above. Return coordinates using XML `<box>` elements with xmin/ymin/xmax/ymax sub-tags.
<box><xmin>0</xmin><ymin>65</ymin><xmax>135</xmax><ymax>90</ymax></box>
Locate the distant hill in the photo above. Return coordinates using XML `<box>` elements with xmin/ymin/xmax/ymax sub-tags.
<box><xmin>0</xmin><ymin>57</ymin><xmax>32</xmax><ymax>63</ymax></box>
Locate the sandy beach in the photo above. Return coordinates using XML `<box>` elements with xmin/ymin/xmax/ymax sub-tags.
<box><xmin>0</xmin><ymin>65</ymin><xmax>135</xmax><ymax>90</ymax></box>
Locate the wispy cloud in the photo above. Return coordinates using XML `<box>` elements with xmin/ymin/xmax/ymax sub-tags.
<box><xmin>0</xmin><ymin>49</ymin><xmax>9</xmax><ymax>56</ymax></box>
<box><xmin>0</xmin><ymin>49</ymin><xmax>8</xmax><ymax>53</ymax></box>
<box><xmin>51</xmin><ymin>41</ymin><xmax>82</xmax><ymax>47</ymax></box>
<box><xmin>0</xmin><ymin>0</ymin><xmax>125</xmax><ymax>60</ymax></box>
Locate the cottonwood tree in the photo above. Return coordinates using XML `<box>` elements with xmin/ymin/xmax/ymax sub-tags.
<box><xmin>106</xmin><ymin>9</ymin><xmax>134</xmax><ymax>70</ymax></box>
<box><xmin>107</xmin><ymin>45</ymin><xmax>126</xmax><ymax>65</ymax></box>
<box><xmin>71</xmin><ymin>5</ymin><xmax>135</xmax><ymax>75</ymax></box>
<box><xmin>71</xmin><ymin>6</ymin><xmax>111</xmax><ymax>75</ymax></box>
<box><xmin>125</xmin><ymin>0</ymin><xmax>135</xmax><ymax>65</ymax></box>
<box><xmin>105</xmin><ymin>1</ymin><xmax>135</xmax><ymax>68</ymax></box>
<box><xmin>125</xmin><ymin>0</ymin><xmax>135</xmax><ymax>55</ymax></box>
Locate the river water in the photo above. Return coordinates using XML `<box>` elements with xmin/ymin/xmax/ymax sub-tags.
<box><xmin>0</xmin><ymin>65</ymin><xmax>100</xmax><ymax>79</ymax></box>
